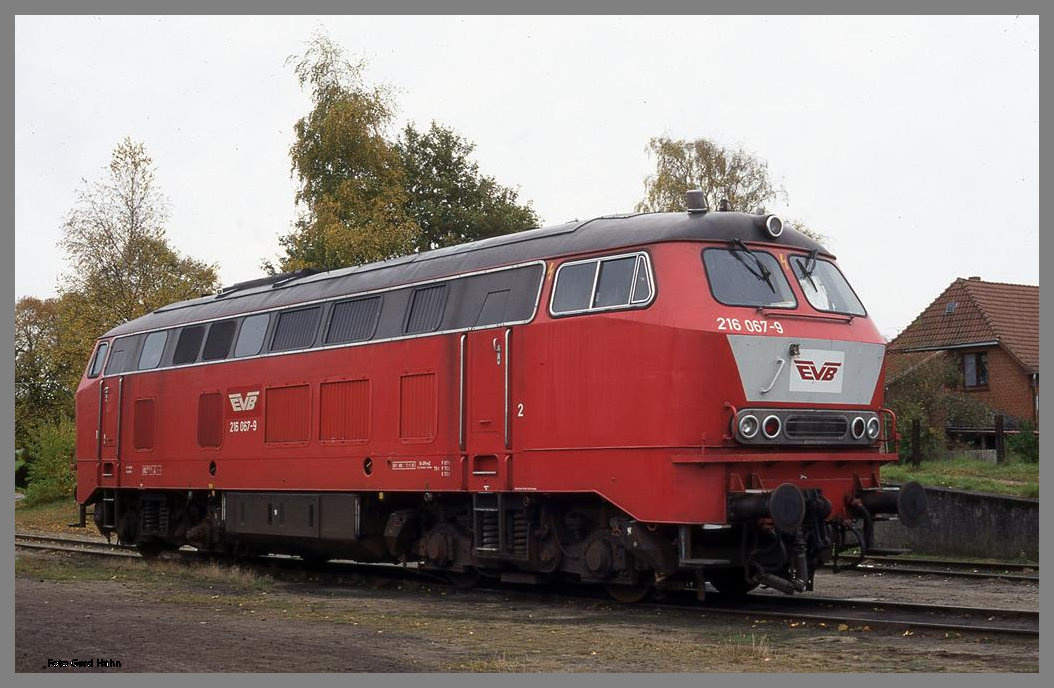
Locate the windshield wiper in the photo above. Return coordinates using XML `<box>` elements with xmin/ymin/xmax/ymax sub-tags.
<box><xmin>730</xmin><ymin>239</ymin><xmax>776</xmax><ymax>293</ymax></box>
<box><xmin>799</xmin><ymin>249</ymin><xmax>819</xmax><ymax>291</ymax></box>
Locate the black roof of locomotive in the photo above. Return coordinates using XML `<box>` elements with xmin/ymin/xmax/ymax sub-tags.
<box><xmin>103</xmin><ymin>210</ymin><xmax>829</xmax><ymax>338</ymax></box>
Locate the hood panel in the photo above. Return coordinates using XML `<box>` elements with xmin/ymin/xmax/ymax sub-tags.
<box><xmin>727</xmin><ymin>334</ymin><xmax>884</xmax><ymax>405</ymax></box>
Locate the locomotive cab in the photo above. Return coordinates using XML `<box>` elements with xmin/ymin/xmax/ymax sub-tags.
<box><xmin>674</xmin><ymin>207</ymin><xmax>926</xmax><ymax>593</ymax></box>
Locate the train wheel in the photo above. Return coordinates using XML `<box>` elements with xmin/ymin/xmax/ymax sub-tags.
<box><xmin>447</xmin><ymin>569</ymin><xmax>481</xmax><ymax>589</ymax></box>
<box><xmin>603</xmin><ymin>583</ymin><xmax>652</xmax><ymax>604</ymax></box>
<box><xmin>707</xmin><ymin>569</ymin><xmax>759</xmax><ymax>597</ymax></box>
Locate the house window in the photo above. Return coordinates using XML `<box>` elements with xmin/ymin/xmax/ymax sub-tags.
<box><xmin>963</xmin><ymin>352</ymin><xmax>988</xmax><ymax>388</ymax></box>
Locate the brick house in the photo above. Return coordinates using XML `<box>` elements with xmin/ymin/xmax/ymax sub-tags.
<box><xmin>885</xmin><ymin>277</ymin><xmax>1038</xmax><ymax>429</ymax></box>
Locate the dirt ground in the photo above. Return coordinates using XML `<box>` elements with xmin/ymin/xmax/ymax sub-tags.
<box><xmin>15</xmin><ymin>550</ymin><xmax>1038</xmax><ymax>673</ymax></box>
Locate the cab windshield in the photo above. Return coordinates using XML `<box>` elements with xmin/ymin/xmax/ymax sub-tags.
<box><xmin>702</xmin><ymin>247</ymin><xmax>797</xmax><ymax>308</ymax></box>
<box><xmin>790</xmin><ymin>255</ymin><xmax>866</xmax><ymax>316</ymax></box>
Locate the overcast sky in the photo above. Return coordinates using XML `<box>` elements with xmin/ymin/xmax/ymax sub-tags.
<box><xmin>15</xmin><ymin>15</ymin><xmax>1037</xmax><ymax>339</ymax></box>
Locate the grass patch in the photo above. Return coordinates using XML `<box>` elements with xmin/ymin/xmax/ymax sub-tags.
<box><xmin>15</xmin><ymin>496</ymin><xmax>85</xmax><ymax>534</ymax></box>
<box><xmin>16</xmin><ymin>551</ymin><xmax>274</xmax><ymax>593</ymax></box>
<box><xmin>720</xmin><ymin>633</ymin><xmax>774</xmax><ymax>662</ymax></box>
<box><xmin>16</xmin><ymin>553</ymin><xmax>142</xmax><ymax>583</ymax></box>
<box><xmin>883</xmin><ymin>454</ymin><xmax>1038</xmax><ymax>498</ymax></box>
<box><xmin>457</xmin><ymin>653</ymin><xmax>532</xmax><ymax>672</ymax></box>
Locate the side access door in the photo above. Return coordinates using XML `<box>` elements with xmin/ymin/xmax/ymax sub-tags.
<box><xmin>460</xmin><ymin>327</ymin><xmax>513</xmax><ymax>491</ymax></box>
<box><xmin>98</xmin><ymin>375</ymin><xmax>125</xmax><ymax>487</ymax></box>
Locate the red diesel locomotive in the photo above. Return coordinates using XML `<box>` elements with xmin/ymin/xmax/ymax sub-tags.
<box><xmin>74</xmin><ymin>195</ymin><xmax>925</xmax><ymax>601</ymax></box>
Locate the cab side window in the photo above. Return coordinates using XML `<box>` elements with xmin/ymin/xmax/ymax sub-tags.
<box><xmin>550</xmin><ymin>252</ymin><xmax>655</xmax><ymax>316</ymax></box>
<box><xmin>551</xmin><ymin>262</ymin><xmax>596</xmax><ymax>313</ymax></box>
<box><xmin>104</xmin><ymin>335</ymin><xmax>139</xmax><ymax>375</ymax></box>
<box><xmin>88</xmin><ymin>342</ymin><xmax>109</xmax><ymax>378</ymax></box>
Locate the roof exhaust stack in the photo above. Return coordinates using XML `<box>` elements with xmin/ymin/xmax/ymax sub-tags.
<box><xmin>685</xmin><ymin>189</ymin><xmax>708</xmax><ymax>214</ymax></box>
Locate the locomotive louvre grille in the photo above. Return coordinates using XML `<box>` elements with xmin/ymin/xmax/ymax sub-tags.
<box><xmin>326</xmin><ymin>296</ymin><xmax>382</xmax><ymax>344</ymax></box>
<box><xmin>784</xmin><ymin>414</ymin><xmax>849</xmax><ymax>439</ymax></box>
<box><xmin>511</xmin><ymin>512</ymin><xmax>530</xmax><ymax>558</ymax></box>
<box><xmin>140</xmin><ymin>498</ymin><xmax>169</xmax><ymax>535</ymax></box>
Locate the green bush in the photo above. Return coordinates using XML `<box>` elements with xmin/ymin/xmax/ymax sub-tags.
<box><xmin>23</xmin><ymin>418</ymin><xmax>76</xmax><ymax>507</ymax></box>
<box><xmin>1008</xmin><ymin>420</ymin><xmax>1039</xmax><ymax>463</ymax></box>
<box><xmin>895</xmin><ymin>421</ymin><xmax>945</xmax><ymax>463</ymax></box>
<box><xmin>15</xmin><ymin>448</ymin><xmax>27</xmax><ymax>488</ymax></box>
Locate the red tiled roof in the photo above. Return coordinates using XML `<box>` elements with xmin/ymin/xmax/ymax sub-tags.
<box><xmin>887</xmin><ymin>278</ymin><xmax>1038</xmax><ymax>372</ymax></box>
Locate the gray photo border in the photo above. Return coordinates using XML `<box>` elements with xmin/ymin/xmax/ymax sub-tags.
<box><xmin>6</xmin><ymin>2</ymin><xmax>1045</xmax><ymax>688</ymax></box>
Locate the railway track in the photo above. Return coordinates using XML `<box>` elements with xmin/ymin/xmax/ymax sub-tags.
<box><xmin>827</xmin><ymin>554</ymin><xmax>1039</xmax><ymax>582</ymax></box>
<box><xmin>692</xmin><ymin>594</ymin><xmax>1038</xmax><ymax>638</ymax></box>
<box><xmin>17</xmin><ymin>532</ymin><xmax>1038</xmax><ymax>639</ymax></box>
<box><xmin>15</xmin><ymin>532</ymin><xmax>139</xmax><ymax>557</ymax></box>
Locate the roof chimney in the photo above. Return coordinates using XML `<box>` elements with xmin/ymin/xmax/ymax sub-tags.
<box><xmin>968</xmin><ymin>276</ymin><xmax>981</xmax><ymax>281</ymax></box>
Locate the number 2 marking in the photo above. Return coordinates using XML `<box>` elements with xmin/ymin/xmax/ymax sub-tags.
<box><xmin>517</xmin><ymin>403</ymin><xmax>524</xmax><ymax>417</ymax></box>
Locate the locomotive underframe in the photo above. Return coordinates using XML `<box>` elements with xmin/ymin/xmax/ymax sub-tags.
<box><xmin>84</xmin><ymin>482</ymin><xmax>910</xmax><ymax>599</ymax></box>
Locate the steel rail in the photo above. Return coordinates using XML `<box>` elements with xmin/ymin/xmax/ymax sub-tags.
<box><xmin>825</xmin><ymin>554</ymin><xmax>1039</xmax><ymax>582</ymax></box>
<box><xmin>690</xmin><ymin>601</ymin><xmax>1038</xmax><ymax>638</ymax></box>
<box><xmin>864</xmin><ymin>552</ymin><xmax>1037</xmax><ymax>568</ymax></box>
<box><xmin>17</xmin><ymin>531</ymin><xmax>1036</xmax><ymax>639</ymax></box>
<box><xmin>15</xmin><ymin>533</ymin><xmax>138</xmax><ymax>558</ymax></box>
<box><xmin>859</xmin><ymin>554</ymin><xmax>1038</xmax><ymax>573</ymax></box>
<box><xmin>836</xmin><ymin>564</ymin><xmax>1038</xmax><ymax>582</ymax></box>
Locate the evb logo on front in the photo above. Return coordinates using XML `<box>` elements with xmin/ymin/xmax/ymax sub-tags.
<box><xmin>788</xmin><ymin>349</ymin><xmax>845</xmax><ymax>394</ymax></box>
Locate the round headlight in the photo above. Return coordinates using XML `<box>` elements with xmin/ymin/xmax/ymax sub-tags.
<box><xmin>762</xmin><ymin>414</ymin><xmax>782</xmax><ymax>439</ymax></box>
<box><xmin>765</xmin><ymin>214</ymin><xmax>784</xmax><ymax>238</ymax></box>
<box><xmin>738</xmin><ymin>414</ymin><xmax>760</xmax><ymax>439</ymax></box>
<box><xmin>851</xmin><ymin>417</ymin><xmax>866</xmax><ymax>440</ymax></box>
<box><xmin>866</xmin><ymin>417</ymin><xmax>881</xmax><ymax>440</ymax></box>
